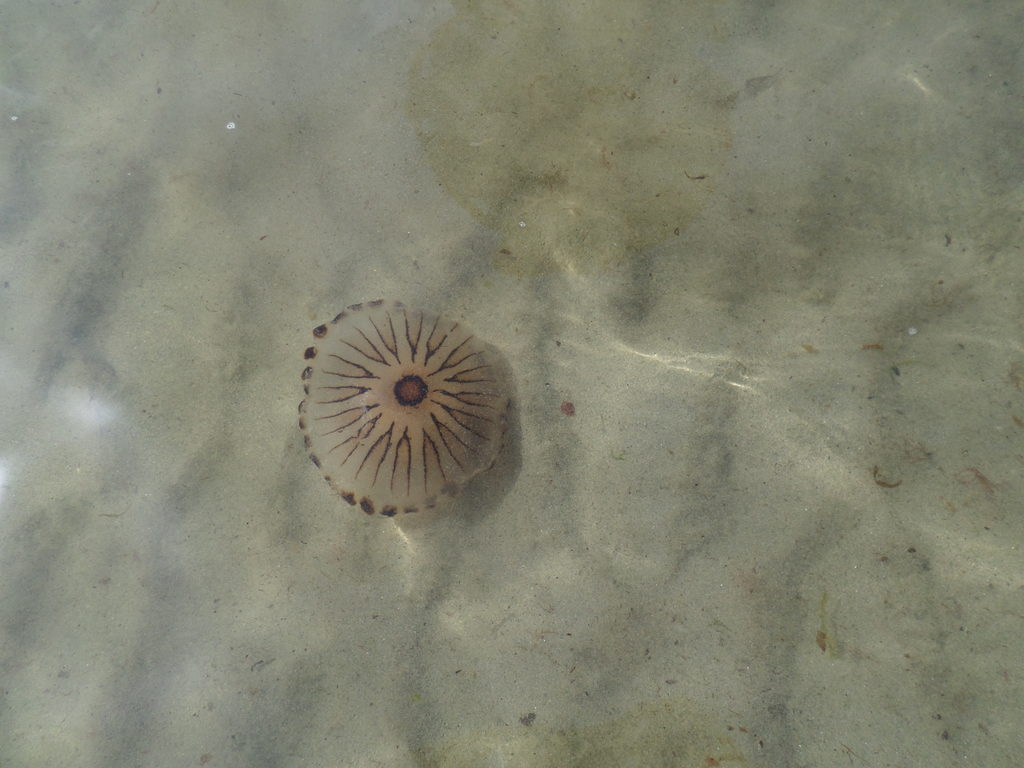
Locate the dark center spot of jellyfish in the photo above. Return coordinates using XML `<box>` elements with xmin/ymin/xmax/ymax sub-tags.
<box><xmin>394</xmin><ymin>375</ymin><xmax>428</xmax><ymax>407</ymax></box>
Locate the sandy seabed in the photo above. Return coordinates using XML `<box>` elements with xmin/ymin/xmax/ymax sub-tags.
<box><xmin>1</xmin><ymin>1</ymin><xmax>1021</xmax><ymax>766</ymax></box>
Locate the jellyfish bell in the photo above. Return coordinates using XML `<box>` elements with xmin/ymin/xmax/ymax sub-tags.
<box><xmin>299</xmin><ymin>300</ymin><xmax>510</xmax><ymax>517</ymax></box>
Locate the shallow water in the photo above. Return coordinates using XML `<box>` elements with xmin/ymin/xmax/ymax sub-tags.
<box><xmin>2</xmin><ymin>1</ymin><xmax>1022</xmax><ymax>766</ymax></box>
